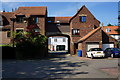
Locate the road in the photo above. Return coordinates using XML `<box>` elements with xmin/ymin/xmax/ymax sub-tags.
<box><xmin>2</xmin><ymin>54</ymin><xmax>119</xmax><ymax>79</ymax></box>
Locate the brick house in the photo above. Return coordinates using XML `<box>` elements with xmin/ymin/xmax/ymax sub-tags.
<box><xmin>1</xmin><ymin>5</ymin><xmax>117</xmax><ymax>56</ymax></box>
<box><xmin>102</xmin><ymin>26</ymin><xmax>120</xmax><ymax>41</ymax></box>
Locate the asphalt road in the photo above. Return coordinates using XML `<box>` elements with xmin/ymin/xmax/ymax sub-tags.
<box><xmin>2</xmin><ymin>54</ymin><xmax>119</xmax><ymax>79</ymax></box>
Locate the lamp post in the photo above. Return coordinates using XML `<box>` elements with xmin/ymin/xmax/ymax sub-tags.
<box><xmin>10</xmin><ymin>18</ymin><xmax>16</xmax><ymax>47</ymax></box>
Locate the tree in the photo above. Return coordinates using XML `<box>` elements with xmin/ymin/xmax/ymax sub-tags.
<box><xmin>107</xmin><ymin>23</ymin><xmax>113</xmax><ymax>26</ymax></box>
<box><xmin>15</xmin><ymin>25</ymin><xmax>47</xmax><ymax>59</ymax></box>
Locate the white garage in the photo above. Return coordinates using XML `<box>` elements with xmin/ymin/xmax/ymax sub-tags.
<box><xmin>87</xmin><ymin>43</ymin><xmax>99</xmax><ymax>51</ymax></box>
<box><xmin>102</xmin><ymin>43</ymin><xmax>114</xmax><ymax>50</ymax></box>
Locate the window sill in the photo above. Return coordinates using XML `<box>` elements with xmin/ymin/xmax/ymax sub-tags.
<box><xmin>72</xmin><ymin>35</ymin><xmax>80</xmax><ymax>37</ymax></box>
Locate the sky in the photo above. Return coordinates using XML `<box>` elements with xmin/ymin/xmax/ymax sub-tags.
<box><xmin>1</xmin><ymin>2</ymin><xmax>119</xmax><ymax>26</ymax></box>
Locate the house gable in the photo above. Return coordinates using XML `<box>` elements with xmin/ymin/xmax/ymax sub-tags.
<box><xmin>70</xmin><ymin>5</ymin><xmax>100</xmax><ymax>43</ymax></box>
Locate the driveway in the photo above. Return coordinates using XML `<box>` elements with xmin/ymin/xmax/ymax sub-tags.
<box><xmin>2</xmin><ymin>54</ymin><xmax>119</xmax><ymax>79</ymax></box>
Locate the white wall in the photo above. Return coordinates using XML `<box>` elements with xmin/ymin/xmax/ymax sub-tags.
<box><xmin>48</xmin><ymin>36</ymin><xmax>68</xmax><ymax>51</ymax></box>
<box><xmin>110</xmin><ymin>34</ymin><xmax>120</xmax><ymax>40</ymax></box>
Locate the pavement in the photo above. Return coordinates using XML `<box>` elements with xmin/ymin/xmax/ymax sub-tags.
<box><xmin>2</xmin><ymin>53</ymin><xmax>119</xmax><ymax>79</ymax></box>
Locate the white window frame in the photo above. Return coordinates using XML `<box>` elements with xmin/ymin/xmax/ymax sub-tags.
<box><xmin>106</xmin><ymin>28</ymin><xmax>111</xmax><ymax>32</ymax></box>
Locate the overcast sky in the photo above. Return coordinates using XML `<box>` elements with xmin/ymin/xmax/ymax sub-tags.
<box><xmin>1</xmin><ymin>2</ymin><xmax>118</xmax><ymax>26</ymax></box>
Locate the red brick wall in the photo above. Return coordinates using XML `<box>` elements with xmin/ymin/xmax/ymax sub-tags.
<box><xmin>37</xmin><ymin>17</ymin><xmax>46</xmax><ymax>35</ymax></box>
<box><xmin>70</xmin><ymin>6</ymin><xmax>100</xmax><ymax>43</ymax></box>
<box><xmin>0</xmin><ymin>31</ymin><xmax>11</xmax><ymax>44</ymax></box>
<box><xmin>78</xmin><ymin>29</ymin><xmax>117</xmax><ymax>57</ymax></box>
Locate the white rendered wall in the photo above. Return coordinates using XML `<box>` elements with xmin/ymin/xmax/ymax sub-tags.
<box><xmin>48</xmin><ymin>37</ymin><xmax>68</xmax><ymax>51</ymax></box>
<box><xmin>110</xmin><ymin>35</ymin><xmax>120</xmax><ymax>40</ymax></box>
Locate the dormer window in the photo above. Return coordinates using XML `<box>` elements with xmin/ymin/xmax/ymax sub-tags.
<box><xmin>80</xmin><ymin>16</ymin><xmax>86</xmax><ymax>22</ymax></box>
<box><xmin>106</xmin><ymin>28</ymin><xmax>111</xmax><ymax>32</ymax></box>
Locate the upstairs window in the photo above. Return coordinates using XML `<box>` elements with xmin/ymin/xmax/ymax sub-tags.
<box><xmin>106</xmin><ymin>28</ymin><xmax>111</xmax><ymax>32</ymax></box>
<box><xmin>63</xmin><ymin>38</ymin><xmax>66</xmax><ymax>42</ymax></box>
<box><xmin>54</xmin><ymin>39</ymin><xmax>57</xmax><ymax>42</ymax></box>
<box><xmin>16</xmin><ymin>15</ymin><xmax>25</xmax><ymax>23</ymax></box>
<box><xmin>80</xmin><ymin>16</ymin><xmax>86</xmax><ymax>22</ymax></box>
<box><xmin>32</xmin><ymin>17</ymin><xmax>39</xmax><ymax>23</ymax></box>
<box><xmin>72</xmin><ymin>29</ymin><xmax>80</xmax><ymax>35</ymax></box>
<box><xmin>36</xmin><ymin>17</ymin><xmax>39</xmax><ymax>23</ymax></box>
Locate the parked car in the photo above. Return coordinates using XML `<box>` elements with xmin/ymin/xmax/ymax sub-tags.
<box><xmin>104</xmin><ymin>48</ymin><xmax>120</xmax><ymax>58</ymax></box>
<box><xmin>86</xmin><ymin>48</ymin><xmax>105</xmax><ymax>59</ymax></box>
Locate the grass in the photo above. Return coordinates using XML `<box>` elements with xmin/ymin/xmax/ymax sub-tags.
<box><xmin>0</xmin><ymin>44</ymin><xmax>12</xmax><ymax>47</ymax></box>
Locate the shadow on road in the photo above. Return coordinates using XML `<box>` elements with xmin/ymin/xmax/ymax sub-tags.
<box><xmin>2</xmin><ymin>53</ymin><xmax>88</xmax><ymax>79</ymax></box>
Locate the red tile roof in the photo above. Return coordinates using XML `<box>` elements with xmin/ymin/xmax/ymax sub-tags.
<box><xmin>2</xmin><ymin>12</ymin><xmax>14</xmax><ymax>22</ymax></box>
<box><xmin>102</xmin><ymin>26</ymin><xmax>120</xmax><ymax>35</ymax></box>
<box><xmin>14</xmin><ymin>6</ymin><xmax>47</xmax><ymax>16</ymax></box>
<box><xmin>70</xmin><ymin>5</ymin><xmax>100</xmax><ymax>23</ymax></box>
<box><xmin>48</xmin><ymin>17</ymin><xmax>72</xmax><ymax>23</ymax></box>
<box><xmin>78</xmin><ymin>27</ymin><xmax>101</xmax><ymax>42</ymax></box>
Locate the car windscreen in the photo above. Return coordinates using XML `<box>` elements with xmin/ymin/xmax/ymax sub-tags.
<box><xmin>91</xmin><ymin>48</ymin><xmax>103</xmax><ymax>51</ymax></box>
<box><xmin>112</xmin><ymin>48</ymin><xmax>120</xmax><ymax>51</ymax></box>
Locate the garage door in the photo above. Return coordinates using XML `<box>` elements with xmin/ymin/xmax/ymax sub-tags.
<box><xmin>102</xmin><ymin>44</ymin><xmax>114</xmax><ymax>50</ymax></box>
<box><xmin>87</xmin><ymin>43</ymin><xmax>99</xmax><ymax>51</ymax></box>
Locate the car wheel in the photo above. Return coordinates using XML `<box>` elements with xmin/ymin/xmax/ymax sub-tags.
<box><xmin>91</xmin><ymin>54</ymin><xmax>94</xmax><ymax>59</ymax></box>
<box><xmin>111</xmin><ymin>54</ymin><xmax>114</xmax><ymax>58</ymax></box>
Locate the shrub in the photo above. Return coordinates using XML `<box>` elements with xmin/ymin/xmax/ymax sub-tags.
<box><xmin>14</xmin><ymin>31</ymin><xmax>47</xmax><ymax>60</ymax></box>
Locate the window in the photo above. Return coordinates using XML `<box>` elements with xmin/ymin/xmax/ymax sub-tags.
<box><xmin>80</xmin><ymin>16</ymin><xmax>86</xmax><ymax>22</ymax></box>
<box><xmin>106</xmin><ymin>28</ymin><xmax>111</xmax><ymax>32</ymax></box>
<box><xmin>16</xmin><ymin>16</ymin><xmax>25</xmax><ymax>23</ymax></box>
<box><xmin>16</xmin><ymin>29</ymin><xmax>23</xmax><ymax>33</ymax></box>
<box><xmin>54</xmin><ymin>39</ymin><xmax>57</xmax><ymax>42</ymax></box>
<box><xmin>32</xmin><ymin>17</ymin><xmax>39</xmax><ymax>23</ymax></box>
<box><xmin>48</xmin><ymin>20</ymin><xmax>52</xmax><ymax>23</ymax></box>
<box><xmin>94</xmin><ymin>25</ymin><xmax>97</xmax><ymax>29</ymax></box>
<box><xmin>72</xmin><ymin>29</ymin><xmax>80</xmax><ymax>35</ymax></box>
<box><xmin>7</xmin><ymin>31</ymin><xmax>11</xmax><ymax>38</ymax></box>
<box><xmin>36</xmin><ymin>17</ymin><xmax>39</xmax><ymax>23</ymax></box>
<box><xmin>63</xmin><ymin>38</ymin><xmax>66</xmax><ymax>42</ymax></box>
<box><xmin>34</xmin><ymin>28</ymin><xmax>40</xmax><ymax>32</ymax></box>
<box><xmin>56</xmin><ymin>21</ymin><xmax>60</xmax><ymax>23</ymax></box>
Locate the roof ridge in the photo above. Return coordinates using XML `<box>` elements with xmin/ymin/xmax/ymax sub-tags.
<box><xmin>2</xmin><ymin>12</ymin><xmax>14</xmax><ymax>13</ymax></box>
<box><xmin>55</xmin><ymin>16</ymin><xmax>72</xmax><ymax>17</ymax></box>
<box><xmin>103</xmin><ymin>26</ymin><xmax>119</xmax><ymax>27</ymax></box>
<box><xmin>19</xmin><ymin>6</ymin><xmax>47</xmax><ymax>8</ymax></box>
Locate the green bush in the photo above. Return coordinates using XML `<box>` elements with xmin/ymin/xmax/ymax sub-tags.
<box><xmin>15</xmin><ymin>31</ymin><xmax>47</xmax><ymax>60</ymax></box>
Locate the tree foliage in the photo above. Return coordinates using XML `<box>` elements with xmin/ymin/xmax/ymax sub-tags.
<box><xmin>107</xmin><ymin>23</ymin><xmax>113</xmax><ymax>26</ymax></box>
<box><xmin>14</xmin><ymin>31</ymin><xmax>47</xmax><ymax>48</ymax></box>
